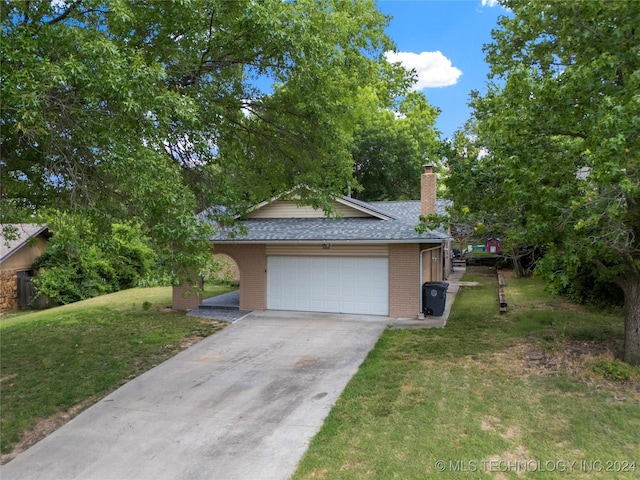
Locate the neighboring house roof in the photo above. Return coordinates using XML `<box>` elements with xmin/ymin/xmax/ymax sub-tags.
<box><xmin>0</xmin><ymin>224</ymin><xmax>49</xmax><ymax>263</ymax></box>
<box><xmin>211</xmin><ymin>196</ymin><xmax>452</xmax><ymax>244</ymax></box>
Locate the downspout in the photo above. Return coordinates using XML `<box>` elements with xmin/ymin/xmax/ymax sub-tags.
<box><xmin>419</xmin><ymin>248</ymin><xmax>428</xmax><ymax>315</ymax></box>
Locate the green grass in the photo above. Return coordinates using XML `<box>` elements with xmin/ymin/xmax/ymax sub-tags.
<box><xmin>0</xmin><ymin>284</ymin><xmax>235</xmax><ymax>458</ymax></box>
<box><xmin>465</xmin><ymin>250</ymin><xmax>498</xmax><ymax>259</ymax></box>
<box><xmin>293</xmin><ymin>267</ymin><xmax>640</xmax><ymax>480</ymax></box>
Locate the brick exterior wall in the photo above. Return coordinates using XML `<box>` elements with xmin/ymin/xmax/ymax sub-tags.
<box><xmin>209</xmin><ymin>244</ymin><xmax>267</xmax><ymax>311</ymax></box>
<box><xmin>420</xmin><ymin>167</ymin><xmax>437</xmax><ymax>217</ymax></box>
<box><xmin>388</xmin><ymin>243</ymin><xmax>421</xmax><ymax>318</ymax></box>
<box><xmin>172</xmin><ymin>278</ymin><xmax>202</xmax><ymax>311</ymax></box>
<box><xmin>173</xmin><ymin>242</ymin><xmax>439</xmax><ymax>319</ymax></box>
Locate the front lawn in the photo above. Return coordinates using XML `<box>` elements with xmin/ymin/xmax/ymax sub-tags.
<box><xmin>0</xmin><ymin>284</ymin><xmax>234</xmax><ymax>461</ymax></box>
<box><xmin>293</xmin><ymin>267</ymin><xmax>640</xmax><ymax>479</ymax></box>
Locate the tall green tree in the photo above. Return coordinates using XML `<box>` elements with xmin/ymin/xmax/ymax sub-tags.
<box><xmin>350</xmin><ymin>91</ymin><xmax>440</xmax><ymax>201</ymax></box>
<box><xmin>1</xmin><ymin>0</ymin><xmax>405</xmax><ymax>275</ymax></box>
<box><xmin>462</xmin><ymin>0</ymin><xmax>640</xmax><ymax>363</ymax></box>
<box><xmin>442</xmin><ymin>123</ymin><xmax>547</xmax><ymax>275</ymax></box>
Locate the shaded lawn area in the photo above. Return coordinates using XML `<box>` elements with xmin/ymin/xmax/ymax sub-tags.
<box><xmin>0</xmin><ymin>284</ymin><xmax>235</xmax><ymax>461</ymax></box>
<box><xmin>293</xmin><ymin>267</ymin><xmax>640</xmax><ymax>480</ymax></box>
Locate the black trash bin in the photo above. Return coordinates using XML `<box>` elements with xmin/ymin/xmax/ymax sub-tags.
<box><xmin>422</xmin><ymin>282</ymin><xmax>449</xmax><ymax>316</ymax></box>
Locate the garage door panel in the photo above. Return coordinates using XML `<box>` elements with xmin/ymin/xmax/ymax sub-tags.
<box><xmin>267</xmin><ymin>256</ymin><xmax>388</xmax><ymax>315</ymax></box>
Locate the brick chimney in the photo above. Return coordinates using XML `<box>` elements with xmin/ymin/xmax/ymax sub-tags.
<box><xmin>421</xmin><ymin>164</ymin><xmax>437</xmax><ymax>217</ymax></box>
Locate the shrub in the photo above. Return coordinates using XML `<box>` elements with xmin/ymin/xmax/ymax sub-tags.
<box><xmin>33</xmin><ymin>214</ymin><xmax>156</xmax><ymax>304</ymax></box>
<box><xmin>538</xmin><ymin>251</ymin><xmax>624</xmax><ymax>308</ymax></box>
<box><xmin>591</xmin><ymin>360</ymin><xmax>632</xmax><ymax>381</ymax></box>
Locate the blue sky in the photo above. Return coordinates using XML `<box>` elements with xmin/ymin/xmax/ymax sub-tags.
<box><xmin>376</xmin><ymin>0</ymin><xmax>509</xmax><ymax>139</ymax></box>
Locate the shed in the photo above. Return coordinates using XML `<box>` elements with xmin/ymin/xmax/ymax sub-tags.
<box><xmin>486</xmin><ymin>238</ymin><xmax>501</xmax><ymax>254</ymax></box>
<box><xmin>0</xmin><ymin>224</ymin><xmax>50</xmax><ymax>312</ymax></box>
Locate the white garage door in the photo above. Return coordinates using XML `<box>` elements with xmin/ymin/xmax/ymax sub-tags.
<box><xmin>267</xmin><ymin>256</ymin><xmax>389</xmax><ymax>315</ymax></box>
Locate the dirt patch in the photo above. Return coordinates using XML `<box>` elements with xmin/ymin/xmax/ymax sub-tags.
<box><xmin>487</xmin><ymin>340</ymin><xmax>640</xmax><ymax>402</ymax></box>
<box><xmin>295</xmin><ymin>357</ymin><xmax>318</xmax><ymax>369</ymax></box>
<box><xmin>481</xmin><ymin>416</ymin><xmax>521</xmax><ymax>440</ymax></box>
<box><xmin>179</xmin><ymin>335</ymin><xmax>207</xmax><ymax>350</ymax></box>
<box><xmin>484</xmin><ymin>445</ymin><xmax>531</xmax><ymax>477</ymax></box>
<box><xmin>0</xmin><ymin>396</ymin><xmax>98</xmax><ymax>465</ymax></box>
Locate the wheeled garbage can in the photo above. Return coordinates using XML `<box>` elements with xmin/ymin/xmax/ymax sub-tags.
<box><xmin>422</xmin><ymin>282</ymin><xmax>449</xmax><ymax>316</ymax></box>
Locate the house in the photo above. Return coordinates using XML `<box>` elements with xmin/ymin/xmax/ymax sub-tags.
<box><xmin>173</xmin><ymin>165</ymin><xmax>453</xmax><ymax>318</ymax></box>
<box><xmin>0</xmin><ymin>224</ymin><xmax>50</xmax><ymax>312</ymax></box>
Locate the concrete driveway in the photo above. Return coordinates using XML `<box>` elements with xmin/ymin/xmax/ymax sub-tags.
<box><xmin>1</xmin><ymin>311</ymin><xmax>389</xmax><ymax>480</ymax></box>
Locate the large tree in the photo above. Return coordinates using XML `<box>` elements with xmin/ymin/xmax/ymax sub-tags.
<box><xmin>350</xmin><ymin>91</ymin><xmax>440</xmax><ymax>201</ymax></box>
<box><xmin>1</xmin><ymin>0</ymin><xmax>406</xmax><ymax>274</ymax></box>
<box><xmin>460</xmin><ymin>0</ymin><xmax>639</xmax><ymax>363</ymax></box>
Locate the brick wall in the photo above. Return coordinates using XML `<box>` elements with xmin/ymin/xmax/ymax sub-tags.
<box><xmin>211</xmin><ymin>244</ymin><xmax>267</xmax><ymax>311</ymax></box>
<box><xmin>420</xmin><ymin>168</ymin><xmax>437</xmax><ymax>217</ymax></box>
<box><xmin>172</xmin><ymin>276</ymin><xmax>202</xmax><ymax>311</ymax></box>
<box><xmin>389</xmin><ymin>243</ymin><xmax>420</xmax><ymax>318</ymax></box>
<box><xmin>173</xmin><ymin>242</ymin><xmax>433</xmax><ymax>318</ymax></box>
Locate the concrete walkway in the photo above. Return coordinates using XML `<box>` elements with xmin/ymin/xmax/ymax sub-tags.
<box><xmin>200</xmin><ymin>290</ymin><xmax>240</xmax><ymax>309</ymax></box>
<box><xmin>1</xmin><ymin>312</ymin><xmax>389</xmax><ymax>480</ymax></box>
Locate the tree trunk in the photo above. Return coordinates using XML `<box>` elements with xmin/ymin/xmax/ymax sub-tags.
<box><xmin>621</xmin><ymin>275</ymin><xmax>640</xmax><ymax>365</ymax></box>
<box><xmin>512</xmin><ymin>247</ymin><xmax>525</xmax><ymax>277</ymax></box>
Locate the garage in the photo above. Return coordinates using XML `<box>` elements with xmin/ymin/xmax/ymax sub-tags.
<box><xmin>266</xmin><ymin>256</ymin><xmax>389</xmax><ymax>315</ymax></box>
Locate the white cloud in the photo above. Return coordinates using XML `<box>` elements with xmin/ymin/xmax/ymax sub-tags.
<box><xmin>481</xmin><ymin>0</ymin><xmax>500</xmax><ymax>7</ymax></box>
<box><xmin>385</xmin><ymin>51</ymin><xmax>462</xmax><ymax>89</ymax></box>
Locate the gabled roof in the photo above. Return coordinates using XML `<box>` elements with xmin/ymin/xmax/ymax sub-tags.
<box><xmin>0</xmin><ymin>224</ymin><xmax>49</xmax><ymax>263</ymax></box>
<box><xmin>210</xmin><ymin>197</ymin><xmax>452</xmax><ymax>244</ymax></box>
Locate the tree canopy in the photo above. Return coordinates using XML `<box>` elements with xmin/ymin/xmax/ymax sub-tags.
<box><xmin>1</xmin><ymin>0</ymin><xmax>411</xmax><ymax>275</ymax></box>
<box><xmin>350</xmin><ymin>91</ymin><xmax>440</xmax><ymax>201</ymax></box>
<box><xmin>447</xmin><ymin>0</ymin><xmax>639</xmax><ymax>363</ymax></box>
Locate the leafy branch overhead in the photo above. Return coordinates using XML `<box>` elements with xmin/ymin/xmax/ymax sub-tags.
<box><xmin>449</xmin><ymin>0</ymin><xmax>639</xmax><ymax>364</ymax></box>
<box><xmin>1</xmin><ymin>0</ymin><xmax>413</xmax><ymax>274</ymax></box>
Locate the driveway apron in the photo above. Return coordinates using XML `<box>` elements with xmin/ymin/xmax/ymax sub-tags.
<box><xmin>1</xmin><ymin>311</ymin><xmax>389</xmax><ymax>480</ymax></box>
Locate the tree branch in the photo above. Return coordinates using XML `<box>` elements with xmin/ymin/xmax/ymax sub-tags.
<box><xmin>45</xmin><ymin>0</ymin><xmax>82</xmax><ymax>25</ymax></box>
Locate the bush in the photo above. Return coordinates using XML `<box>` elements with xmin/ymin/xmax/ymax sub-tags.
<box><xmin>591</xmin><ymin>360</ymin><xmax>632</xmax><ymax>381</ymax></box>
<box><xmin>108</xmin><ymin>223</ymin><xmax>156</xmax><ymax>289</ymax></box>
<box><xmin>33</xmin><ymin>214</ymin><xmax>156</xmax><ymax>304</ymax></box>
<box><xmin>537</xmin><ymin>251</ymin><xmax>624</xmax><ymax>308</ymax></box>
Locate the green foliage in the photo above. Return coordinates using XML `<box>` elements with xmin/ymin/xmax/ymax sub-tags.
<box><xmin>448</xmin><ymin>0</ymin><xmax>640</xmax><ymax>362</ymax></box>
<box><xmin>108</xmin><ymin>223</ymin><xmax>156</xmax><ymax>289</ymax></box>
<box><xmin>1</xmin><ymin>0</ymin><xmax>406</xmax><ymax>273</ymax></box>
<box><xmin>351</xmin><ymin>91</ymin><xmax>440</xmax><ymax>201</ymax></box>
<box><xmin>538</xmin><ymin>249</ymin><xmax>625</xmax><ymax>308</ymax></box>
<box><xmin>591</xmin><ymin>360</ymin><xmax>633</xmax><ymax>381</ymax></box>
<box><xmin>33</xmin><ymin>213</ymin><xmax>156</xmax><ymax>304</ymax></box>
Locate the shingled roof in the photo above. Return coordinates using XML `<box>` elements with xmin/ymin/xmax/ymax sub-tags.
<box><xmin>0</xmin><ymin>224</ymin><xmax>49</xmax><ymax>263</ymax></box>
<box><xmin>211</xmin><ymin>197</ymin><xmax>451</xmax><ymax>244</ymax></box>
